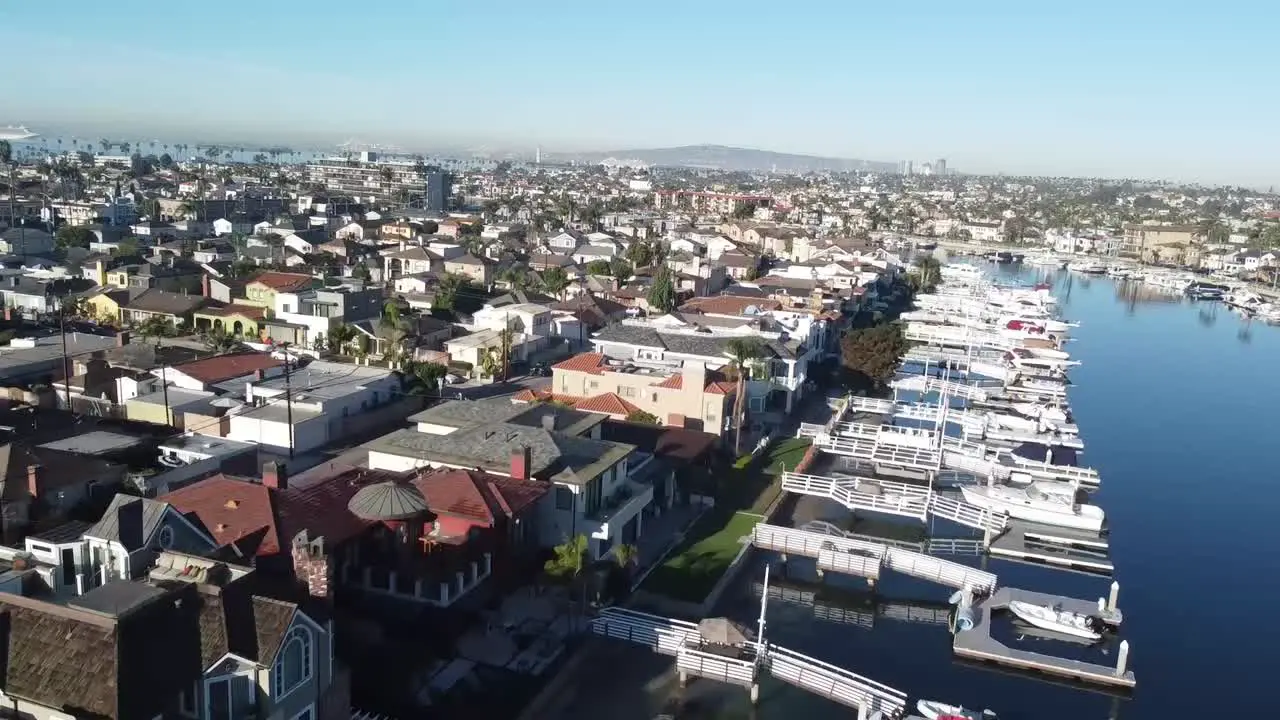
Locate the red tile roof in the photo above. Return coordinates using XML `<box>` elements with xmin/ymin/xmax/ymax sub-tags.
<box><xmin>170</xmin><ymin>352</ymin><xmax>284</xmax><ymax>384</ymax></box>
<box><xmin>552</xmin><ymin>352</ymin><xmax>608</xmax><ymax>375</ymax></box>
<box><xmin>654</xmin><ymin>370</ymin><xmax>737</xmax><ymax>395</ymax></box>
<box><xmin>198</xmin><ymin>303</ymin><xmax>269</xmax><ymax>320</ymax></box>
<box><xmin>573</xmin><ymin>392</ymin><xmax>642</xmax><ymax>417</ymax></box>
<box><xmin>411</xmin><ymin>469</ymin><xmax>550</xmax><ymax>525</ymax></box>
<box><xmin>247</xmin><ymin>272</ymin><xmax>313</xmax><ymax>292</ymax></box>
<box><xmin>679</xmin><ymin>295</ymin><xmax>782</xmax><ymax>314</ymax></box>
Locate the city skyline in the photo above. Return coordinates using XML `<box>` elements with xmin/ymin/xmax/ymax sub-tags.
<box><xmin>5</xmin><ymin>0</ymin><xmax>1277</xmax><ymax>186</ymax></box>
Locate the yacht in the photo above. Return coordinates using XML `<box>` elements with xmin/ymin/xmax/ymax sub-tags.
<box><xmin>1006</xmin><ymin>441</ymin><xmax>1081</xmax><ymax>470</ymax></box>
<box><xmin>1068</xmin><ymin>261</ymin><xmax>1108</xmax><ymax>275</ymax></box>
<box><xmin>1186</xmin><ymin>281</ymin><xmax>1229</xmax><ymax>301</ymax></box>
<box><xmin>1025</xmin><ymin>252</ymin><xmax>1067</xmax><ymax>269</ymax></box>
<box><xmin>959</xmin><ymin>481</ymin><xmax>1104</xmax><ymax>531</ymax></box>
<box><xmin>1224</xmin><ymin>291</ymin><xmax>1266</xmax><ymax>315</ymax></box>
<box><xmin>1004</xmin><ymin>348</ymin><xmax>1077</xmax><ymax>374</ymax></box>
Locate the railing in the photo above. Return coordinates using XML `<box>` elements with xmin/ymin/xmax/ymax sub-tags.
<box><xmin>767</xmin><ymin>644</ymin><xmax>908</xmax><ymax>718</ymax></box>
<box><xmin>929</xmin><ymin>493</ymin><xmax>1008</xmax><ymax>533</ymax></box>
<box><xmin>828</xmin><ymin>421</ymin><xmax>883</xmax><ymax>440</ymax></box>
<box><xmin>882</xmin><ymin>547</ymin><xmax>997</xmax><ymax>592</ymax></box>
<box><xmin>890</xmin><ymin>375</ymin><xmax>991</xmax><ymax>401</ymax></box>
<box><xmin>782</xmin><ymin>473</ymin><xmax>930</xmax><ymax>522</ymax></box>
<box><xmin>752</xmin><ymin>523</ymin><xmax>887</xmax><ymax>561</ymax></box>
<box><xmin>1005</xmin><ymin>459</ymin><xmax>1101</xmax><ymax>487</ymax></box>
<box><xmin>844</xmin><ymin>396</ymin><xmax>895</xmax><ymax>415</ymax></box>
<box><xmin>878</xmin><ymin>601</ymin><xmax>953</xmax><ymax>627</ymax></box>
<box><xmin>590</xmin><ymin>607</ymin><xmax>698</xmax><ymax>656</ymax></box>
<box><xmin>817</xmin><ymin>548</ymin><xmax>882</xmax><ymax>579</ymax></box>
<box><xmin>676</xmin><ymin>644</ymin><xmax>757</xmax><ymax>688</ymax></box>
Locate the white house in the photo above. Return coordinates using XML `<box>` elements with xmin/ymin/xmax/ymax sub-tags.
<box><xmin>226</xmin><ymin>361</ymin><xmax>399</xmax><ymax>454</ymax></box>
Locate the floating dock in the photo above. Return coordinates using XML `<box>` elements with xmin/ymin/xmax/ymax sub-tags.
<box><xmin>989</xmin><ymin>521</ymin><xmax>1114</xmax><ymax>575</ymax></box>
<box><xmin>953</xmin><ymin>587</ymin><xmax>1135</xmax><ymax>690</ymax></box>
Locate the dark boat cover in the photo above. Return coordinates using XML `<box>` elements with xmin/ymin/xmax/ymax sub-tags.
<box><xmin>1013</xmin><ymin>442</ymin><xmax>1078</xmax><ymax>466</ymax></box>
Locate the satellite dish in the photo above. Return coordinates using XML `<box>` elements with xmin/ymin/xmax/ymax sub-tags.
<box><xmin>743</xmin><ymin>305</ymin><xmax>760</xmax><ymax>315</ymax></box>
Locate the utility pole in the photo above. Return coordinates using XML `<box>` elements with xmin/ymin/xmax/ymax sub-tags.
<box><xmin>281</xmin><ymin>342</ymin><xmax>295</xmax><ymax>458</ymax></box>
<box><xmin>158</xmin><ymin>336</ymin><xmax>171</xmax><ymax>426</ymax></box>
<box><xmin>501</xmin><ymin>312</ymin><xmax>511</xmax><ymax>381</ymax></box>
<box><xmin>59</xmin><ymin>306</ymin><xmax>72</xmax><ymax>411</ymax></box>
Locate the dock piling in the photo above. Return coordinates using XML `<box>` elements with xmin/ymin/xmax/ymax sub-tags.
<box><xmin>1115</xmin><ymin>640</ymin><xmax>1130</xmax><ymax>676</ymax></box>
<box><xmin>1108</xmin><ymin>580</ymin><xmax>1120</xmax><ymax>611</ymax></box>
<box><xmin>750</xmin><ymin>683</ymin><xmax>760</xmax><ymax>705</ymax></box>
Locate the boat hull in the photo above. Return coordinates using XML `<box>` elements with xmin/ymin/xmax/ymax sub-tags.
<box><xmin>1007</xmin><ymin>601</ymin><xmax>1101</xmax><ymax>641</ymax></box>
<box><xmin>959</xmin><ymin>486</ymin><xmax>1104</xmax><ymax>532</ymax></box>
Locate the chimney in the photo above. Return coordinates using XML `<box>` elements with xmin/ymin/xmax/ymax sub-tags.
<box><xmin>116</xmin><ymin>331</ymin><xmax>131</xmax><ymax>347</ymax></box>
<box><xmin>683</xmin><ymin>361</ymin><xmax>707</xmax><ymax>399</ymax></box>
<box><xmin>541</xmin><ymin>412</ymin><xmax>557</xmax><ymax>432</ymax></box>
<box><xmin>201</xmin><ymin>274</ymin><xmax>211</xmax><ymax>298</ymax></box>
<box><xmin>263</xmin><ymin>461</ymin><xmax>288</xmax><ymax>490</ymax></box>
<box><xmin>255</xmin><ymin>368</ymin><xmax>267</xmax><ymax>380</ymax></box>
<box><xmin>510</xmin><ymin>445</ymin><xmax>531</xmax><ymax>481</ymax></box>
<box><xmin>26</xmin><ymin>464</ymin><xmax>42</xmax><ymax>498</ymax></box>
<box><xmin>8</xmin><ymin>276</ymin><xmax>17</xmax><ymax>288</ymax></box>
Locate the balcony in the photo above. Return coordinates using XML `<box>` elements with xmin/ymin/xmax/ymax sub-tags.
<box><xmin>588</xmin><ymin>480</ymin><xmax>653</xmax><ymax>541</ymax></box>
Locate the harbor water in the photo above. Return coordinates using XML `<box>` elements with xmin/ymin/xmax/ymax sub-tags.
<box><xmin>713</xmin><ymin>266</ymin><xmax>1280</xmax><ymax>720</ymax></box>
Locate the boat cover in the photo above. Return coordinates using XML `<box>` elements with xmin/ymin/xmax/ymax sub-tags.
<box><xmin>1012</xmin><ymin>442</ymin><xmax>1078</xmax><ymax>466</ymax></box>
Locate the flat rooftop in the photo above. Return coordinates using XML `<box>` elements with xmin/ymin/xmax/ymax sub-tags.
<box><xmin>161</xmin><ymin>433</ymin><xmax>258</xmax><ymax>457</ymax></box>
<box><xmin>238</xmin><ymin>360</ymin><xmax>393</xmax><ymax>401</ymax></box>
<box><xmin>39</xmin><ymin>431</ymin><xmax>146</xmax><ymax>456</ymax></box>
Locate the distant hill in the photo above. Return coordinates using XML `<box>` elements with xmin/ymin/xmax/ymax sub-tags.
<box><xmin>548</xmin><ymin>144</ymin><xmax>896</xmax><ymax>173</ymax></box>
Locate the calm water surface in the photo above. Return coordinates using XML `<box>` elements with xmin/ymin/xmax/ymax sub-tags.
<box><xmin>716</xmin><ymin>267</ymin><xmax>1280</xmax><ymax>720</ymax></box>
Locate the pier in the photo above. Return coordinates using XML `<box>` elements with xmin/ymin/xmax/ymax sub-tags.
<box><xmin>590</xmin><ymin>569</ymin><xmax>909</xmax><ymax>720</ymax></box>
<box><xmin>953</xmin><ymin>587</ymin><xmax>1135</xmax><ymax>690</ymax></box>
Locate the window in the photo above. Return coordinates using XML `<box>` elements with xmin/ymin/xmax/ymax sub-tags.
<box><xmin>158</xmin><ymin>525</ymin><xmax>175</xmax><ymax>549</ymax></box>
<box><xmin>273</xmin><ymin>626</ymin><xmax>313</xmax><ymax>698</ymax></box>
<box><xmin>555</xmin><ymin>486</ymin><xmax>574</xmax><ymax>511</ymax></box>
<box><xmin>619</xmin><ymin>386</ymin><xmax>635</xmax><ymax>398</ymax></box>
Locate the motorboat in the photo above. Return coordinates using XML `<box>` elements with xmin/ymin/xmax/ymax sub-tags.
<box><xmin>1068</xmin><ymin>261</ymin><xmax>1108</xmax><ymax>275</ymax></box>
<box><xmin>1003</xmin><ymin>348</ymin><xmax>1077</xmax><ymax>373</ymax></box>
<box><xmin>1025</xmin><ymin>252</ymin><xmax>1066</xmax><ymax>269</ymax></box>
<box><xmin>916</xmin><ymin>699</ymin><xmax>996</xmax><ymax>720</ymax></box>
<box><xmin>1008</xmin><ymin>441</ymin><xmax>1080</xmax><ymax>469</ymax></box>
<box><xmin>959</xmin><ymin>481</ymin><xmax>1104</xmax><ymax>532</ymax></box>
<box><xmin>1186</xmin><ymin>281</ymin><xmax>1229</xmax><ymax>301</ymax></box>
<box><xmin>1007</xmin><ymin>401</ymin><xmax>1074</xmax><ymax>427</ymax></box>
<box><xmin>1007</xmin><ymin>600</ymin><xmax>1106</xmax><ymax>641</ymax></box>
<box><xmin>1224</xmin><ymin>291</ymin><xmax>1266</xmax><ymax>315</ymax></box>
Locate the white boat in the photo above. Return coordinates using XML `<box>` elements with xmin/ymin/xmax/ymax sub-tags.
<box><xmin>1069</xmin><ymin>261</ymin><xmax>1108</xmax><ymax>275</ymax></box>
<box><xmin>1024</xmin><ymin>252</ymin><xmax>1066</xmax><ymax>269</ymax></box>
<box><xmin>1224</xmin><ymin>291</ymin><xmax>1266</xmax><ymax>314</ymax></box>
<box><xmin>959</xmin><ymin>481</ymin><xmax>1104</xmax><ymax>531</ymax></box>
<box><xmin>1007</xmin><ymin>600</ymin><xmax>1104</xmax><ymax>641</ymax></box>
<box><xmin>1003</xmin><ymin>348</ymin><xmax>1077</xmax><ymax>374</ymax></box>
<box><xmin>916</xmin><ymin>699</ymin><xmax>996</xmax><ymax>720</ymax></box>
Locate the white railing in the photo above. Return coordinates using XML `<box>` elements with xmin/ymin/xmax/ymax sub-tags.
<box><xmin>828</xmin><ymin>421</ymin><xmax>883</xmax><ymax>440</ymax></box>
<box><xmin>869</xmin><ymin>442</ymin><xmax>941</xmax><ymax>469</ymax></box>
<box><xmin>929</xmin><ymin>493</ymin><xmax>1008</xmax><ymax>533</ymax></box>
<box><xmin>676</xmin><ymin>645</ymin><xmax>757</xmax><ymax>688</ymax></box>
<box><xmin>767</xmin><ymin>644</ymin><xmax>907</xmax><ymax>718</ymax></box>
<box><xmin>878</xmin><ymin>602</ymin><xmax>953</xmax><ymax>627</ymax></box>
<box><xmin>817</xmin><ymin>548</ymin><xmax>882</xmax><ymax>579</ymax></box>
<box><xmin>882</xmin><ymin>547</ymin><xmax>997</xmax><ymax>592</ymax></box>
<box><xmin>927</xmin><ymin>537</ymin><xmax>986</xmax><ymax>555</ymax></box>
<box><xmin>891</xmin><ymin>375</ymin><xmax>991</xmax><ymax>401</ymax></box>
<box><xmin>875</xmin><ymin>424</ymin><xmax>939</xmax><ymax>449</ymax></box>
<box><xmin>844</xmin><ymin>396</ymin><xmax>895</xmax><ymax>415</ymax></box>
<box><xmin>590</xmin><ymin>607</ymin><xmax>698</xmax><ymax>656</ymax></box>
<box><xmin>1006</xmin><ymin>459</ymin><xmax>1101</xmax><ymax>486</ymax></box>
<box><xmin>752</xmin><ymin>524</ymin><xmax>887</xmax><ymax>561</ymax></box>
<box><xmin>782</xmin><ymin>473</ymin><xmax>930</xmax><ymax>522</ymax></box>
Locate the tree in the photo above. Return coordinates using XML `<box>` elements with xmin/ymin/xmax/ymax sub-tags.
<box><xmin>380</xmin><ymin>298</ymin><xmax>403</xmax><ymax>329</ymax></box>
<box><xmin>608</xmin><ymin>257</ymin><xmax>633</xmax><ymax>280</ymax></box>
<box><xmin>478</xmin><ymin>346</ymin><xmax>502</xmax><ymax>379</ymax></box>
<box><xmin>912</xmin><ymin>255</ymin><xmax>942</xmax><ymax>293</ymax></box>
<box><xmin>55</xmin><ymin>226</ymin><xmax>95</xmax><ymax>250</ymax></box>
<box><xmin>732</xmin><ymin>203</ymin><xmax>757</xmax><ymax>219</ymax></box>
<box><xmin>158</xmin><ymin>153</ymin><xmax>174</xmax><ymax>169</ymax></box>
<box><xmin>135</xmin><ymin>315</ymin><xmax>173</xmax><ymax>344</ymax></box>
<box><xmin>840</xmin><ymin>323</ymin><xmax>909</xmax><ymax>393</ymax></box>
<box><xmin>434</xmin><ymin>272</ymin><xmax>472</xmax><ymax>311</ymax></box>
<box><xmin>647</xmin><ymin>265</ymin><xmax>676</xmax><ymax>313</ymax></box>
<box><xmin>585</xmin><ymin>259</ymin><xmax>612</xmax><ymax>275</ymax></box>
<box><xmin>625</xmin><ymin>240</ymin><xmax>656</xmax><ymax>268</ymax></box>
<box><xmin>200</xmin><ymin>325</ymin><xmax>239</xmax><ymax>352</ymax></box>
<box><xmin>327</xmin><ymin>322</ymin><xmax>357</xmax><ymax>355</ymax></box>
<box><xmin>544</xmin><ymin>534</ymin><xmax>589</xmax><ymax>582</ymax></box>
<box><xmin>613</xmin><ymin>543</ymin><xmax>639</xmax><ymax>570</ymax></box>
<box><xmin>353</xmin><ymin>262</ymin><xmax>372</xmax><ymax>282</ymax></box>
<box><xmin>724</xmin><ymin>337</ymin><xmax>763</xmax><ymax>454</ymax></box>
<box><xmin>539</xmin><ymin>266</ymin><xmax>570</xmax><ymax>300</ymax></box>
<box><xmin>116</xmin><ymin>238</ymin><xmax>140</xmax><ymax>257</ymax></box>
<box><xmin>625</xmin><ymin>409</ymin><xmax>659</xmax><ymax>425</ymax></box>
<box><xmin>498</xmin><ymin>266</ymin><xmax>531</xmax><ymax>291</ymax></box>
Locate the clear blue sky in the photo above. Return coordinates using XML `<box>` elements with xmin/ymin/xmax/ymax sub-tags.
<box><xmin>6</xmin><ymin>0</ymin><xmax>1276</xmax><ymax>185</ymax></box>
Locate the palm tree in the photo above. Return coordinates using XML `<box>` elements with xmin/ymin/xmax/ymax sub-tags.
<box><xmin>499</xmin><ymin>266</ymin><xmax>530</xmax><ymax>291</ymax></box>
<box><xmin>327</xmin><ymin>322</ymin><xmax>357</xmax><ymax>355</ymax></box>
<box><xmin>912</xmin><ymin>255</ymin><xmax>942</xmax><ymax>292</ymax></box>
<box><xmin>478</xmin><ymin>346</ymin><xmax>502</xmax><ymax>379</ymax></box>
<box><xmin>379</xmin><ymin>166</ymin><xmax>395</xmax><ymax>207</ymax></box>
<box><xmin>99</xmin><ymin>139</ymin><xmax>111</xmax><ymax>153</ymax></box>
<box><xmin>0</xmin><ymin>141</ymin><xmax>12</xmax><ymax>245</ymax></box>
<box><xmin>400</xmin><ymin>360</ymin><xmax>448</xmax><ymax>396</ymax></box>
<box><xmin>380</xmin><ymin>298</ymin><xmax>403</xmax><ymax>329</ymax></box>
<box><xmin>119</xmin><ymin>142</ymin><xmax>131</xmax><ymax>155</ymax></box>
<box><xmin>540</xmin><ymin>266</ymin><xmax>570</xmax><ymax>300</ymax></box>
<box><xmin>724</xmin><ymin>337</ymin><xmax>763</xmax><ymax>455</ymax></box>
<box><xmin>613</xmin><ymin>543</ymin><xmax>639</xmax><ymax>570</ymax></box>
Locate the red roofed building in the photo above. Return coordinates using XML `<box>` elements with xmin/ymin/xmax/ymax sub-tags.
<box><xmin>242</xmin><ymin>272</ymin><xmax>316</xmax><ymax>310</ymax></box>
<box><xmin>547</xmin><ymin>353</ymin><xmax>735</xmax><ymax>437</ymax></box>
<box><xmin>161</xmin><ymin>351</ymin><xmax>286</xmax><ymax>390</ymax></box>
<box><xmin>161</xmin><ymin>461</ymin><xmax>550</xmax><ymax>607</ymax></box>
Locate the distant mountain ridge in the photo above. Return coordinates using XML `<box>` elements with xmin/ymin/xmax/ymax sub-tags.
<box><xmin>550</xmin><ymin>144</ymin><xmax>896</xmax><ymax>173</ymax></box>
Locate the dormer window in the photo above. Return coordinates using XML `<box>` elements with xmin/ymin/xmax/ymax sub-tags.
<box><xmin>273</xmin><ymin>626</ymin><xmax>313</xmax><ymax>699</ymax></box>
<box><xmin>158</xmin><ymin>525</ymin><xmax>175</xmax><ymax>549</ymax></box>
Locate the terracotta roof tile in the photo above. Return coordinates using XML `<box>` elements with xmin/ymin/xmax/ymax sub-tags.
<box><xmin>163</xmin><ymin>476</ymin><xmax>284</xmax><ymax>555</ymax></box>
<box><xmin>552</xmin><ymin>352</ymin><xmax>608</xmax><ymax>374</ymax></box>
<box><xmin>679</xmin><ymin>295</ymin><xmax>782</xmax><ymax>314</ymax></box>
<box><xmin>169</xmin><ymin>351</ymin><xmax>284</xmax><ymax>384</ymax></box>
<box><xmin>573</xmin><ymin>392</ymin><xmax>642</xmax><ymax>417</ymax></box>
<box><xmin>198</xmin><ymin>303</ymin><xmax>269</xmax><ymax>320</ymax></box>
<box><xmin>247</xmin><ymin>271</ymin><xmax>314</xmax><ymax>292</ymax></box>
<box><xmin>411</xmin><ymin>469</ymin><xmax>550</xmax><ymax>525</ymax></box>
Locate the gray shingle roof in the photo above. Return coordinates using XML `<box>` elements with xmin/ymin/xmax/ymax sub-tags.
<box><xmin>84</xmin><ymin>494</ymin><xmax>170</xmax><ymax>550</ymax></box>
<box><xmin>592</xmin><ymin>325</ymin><xmax>795</xmax><ymax>360</ymax></box>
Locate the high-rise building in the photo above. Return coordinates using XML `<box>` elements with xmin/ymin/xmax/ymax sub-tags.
<box><xmin>305</xmin><ymin>153</ymin><xmax>425</xmax><ymax>206</ymax></box>
<box><xmin>425</xmin><ymin>172</ymin><xmax>452</xmax><ymax>214</ymax></box>
<box><xmin>935</xmin><ymin>158</ymin><xmax>948</xmax><ymax>176</ymax></box>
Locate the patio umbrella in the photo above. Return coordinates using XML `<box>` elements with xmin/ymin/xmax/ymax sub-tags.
<box><xmin>698</xmin><ymin>617</ymin><xmax>753</xmax><ymax>647</ymax></box>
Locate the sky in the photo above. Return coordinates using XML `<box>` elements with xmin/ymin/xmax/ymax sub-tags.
<box><xmin>4</xmin><ymin>0</ymin><xmax>1276</xmax><ymax>185</ymax></box>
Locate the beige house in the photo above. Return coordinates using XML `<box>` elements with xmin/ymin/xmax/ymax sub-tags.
<box><xmin>548</xmin><ymin>353</ymin><xmax>735</xmax><ymax>435</ymax></box>
<box><xmin>1122</xmin><ymin>224</ymin><xmax>1204</xmax><ymax>264</ymax></box>
<box><xmin>443</xmin><ymin>253</ymin><xmax>492</xmax><ymax>284</ymax></box>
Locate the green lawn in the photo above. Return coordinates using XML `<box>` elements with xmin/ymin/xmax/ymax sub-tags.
<box><xmin>764</xmin><ymin>437</ymin><xmax>812</xmax><ymax>474</ymax></box>
<box><xmin>640</xmin><ymin>511</ymin><xmax>761</xmax><ymax>603</ymax></box>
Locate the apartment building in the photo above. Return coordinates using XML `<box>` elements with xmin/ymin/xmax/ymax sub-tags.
<box><xmin>304</xmin><ymin>152</ymin><xmax>426</xmax><ymax>206</ymax></box>
<box><xmin>544</xmin><ymin>353</ymin><xmax>735</xmax><ymax>435</ymax></box>
<box><xmin>1122</xmin><ymin>223</ymin><xmax>1205</xmax><ymax>263</ymax></box>
<box><xmin>264</xmin><ymin>283</ymin><xmax>383</xmax><ymax>347</ymax></box>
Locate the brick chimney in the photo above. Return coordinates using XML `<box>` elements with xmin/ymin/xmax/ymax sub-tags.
<box><xmin>26</xmin><ymin>464</ymin><xmax>42</xmax><ymax>498</ymax></box>
<box><xmin>541</xmin><ymin>412</ymin><xmax>557</xmax><ymax>432</ymax></box>
<box><xmin>263</xmin><ymin>461</ymin><xmax>288</xmax><ymax>490</ymax></box>
<box><xmin>116</xmin><ymin>331</ymin><xmax>131</xmax><ymax>347</ymax></box>
<box><xmin>201</xmin><ymin>274</ymin><xmax>211</xmax><ymax>298</ymax></box>
<box><xmin>255</xmin><ymin>368</ymin><xmax>267</xmax><ymax>380</ymax></box>
<box><xmin>510</xmin><ymin>445</ymin><xmax>531</xmax><ymax>481</ymax></box>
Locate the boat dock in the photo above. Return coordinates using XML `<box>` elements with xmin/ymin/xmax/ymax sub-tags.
<box><xmin>989</xmin><ymin>522</ymin><xmax>1114</xmax><ymax>575</ymax></box>
<box><xmin>953</xmin><ymin>587</ymin><xmax>1134</xmax><ymax>690</ymax></box>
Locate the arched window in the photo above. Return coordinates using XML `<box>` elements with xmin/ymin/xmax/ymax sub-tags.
<box><xmin>158</xmin><ymin>525</ymin><xmax>175</xmax><ymax>549</ymax></box>
<box><xmin>272</xmin><ymin>626</ymin><xmax>312</xmax><ymax>698</ymax></box>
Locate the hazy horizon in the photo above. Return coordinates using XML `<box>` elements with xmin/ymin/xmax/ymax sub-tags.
<box><xmin>7</xmin><ymin>1</ymin><xmax>1278</xmax><ymax>187</ymax></box>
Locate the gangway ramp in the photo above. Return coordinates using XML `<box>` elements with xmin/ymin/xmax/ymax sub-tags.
<box><xmin>905</xmin><ymin>324</ymin><xmax>1015</xmax><ymax>352</ymax></box>
<box><xmin>891</xmin><ymin>375</ymin><xmax>993</xmax><ymax>401</ymax></box>
<box><xmin>751</xmin><ymin>523</ymin><xmax>997</xmax><ymax>593</ymax></box>
<box><xmin>767</xmin><ymin>644</ymin><xmax>907</xmax><ymax>719</ymax></box>
<box><xmin>928</xmin><ymin>493</ymin><xmax>1008</xmax><ymax>534</ymax></box>
<box><xmin>782</xmin><ymin>472</ymin><xmax>930</xmax><ymax>522</ymax></box>
<box><xmin>590</xmin><ymin>607</ymin><xmax>697</xmax><ymax>656</ymax></box>
<box><xmin>803</xmin><ymin>422</ymin><xmax>943</xmax><ymax>470</ymax></box>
